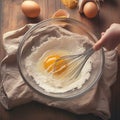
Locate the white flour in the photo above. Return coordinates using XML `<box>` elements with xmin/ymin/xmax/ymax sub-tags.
<box><xmin>25</xmin><ymin>26</ymin><xmax>93</xmax><ymax>93</ymax></box>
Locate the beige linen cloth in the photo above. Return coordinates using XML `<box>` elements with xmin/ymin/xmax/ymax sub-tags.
<box><xmin>0</xmin><ymin>24</ymin><xmax>118</xmax><ymax>120</ymax></box>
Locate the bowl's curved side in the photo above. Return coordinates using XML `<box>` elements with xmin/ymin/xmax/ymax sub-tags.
<box><xmin>17</xmin><ymin>18</ymin><xmax>104</xmax><ymax>99</ymax></box>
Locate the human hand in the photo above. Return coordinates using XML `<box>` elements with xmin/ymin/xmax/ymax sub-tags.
<box><xmin>93</xmin><ymin>23</ymin><xmax>120</xmax><ymax>50</ymax></box>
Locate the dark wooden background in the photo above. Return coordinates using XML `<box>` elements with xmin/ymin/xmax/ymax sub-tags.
<box><xmin>0</xmin><ymin>0</ymin><xmax>120</xmax><ymax>120</ymax></box>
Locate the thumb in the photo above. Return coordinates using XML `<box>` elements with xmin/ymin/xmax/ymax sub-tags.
<box><xmin>93</xmin><ymin>38</ymin><xmax>104</xmax><ymax>51</ymax></box>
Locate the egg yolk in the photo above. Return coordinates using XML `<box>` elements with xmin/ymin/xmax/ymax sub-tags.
<box><xmin>43</xmin><ymin>55</ymin><xmax>67</xmax><ymax>75</ymax></box>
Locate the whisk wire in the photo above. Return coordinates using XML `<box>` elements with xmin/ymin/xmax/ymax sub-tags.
<box><xmin>65</xmin><ymin>48</ymin><xmax>94</xmax><ymax>80</ymax></box>
<box><xmin>72</xmin><ymin>48</ymin><xmax>94</xmax><ymax>79</ymax></box>
<box><xmin>52</xmin><ymin>47</ymin><xmax>94</xmax><ymax>80</ymax></box>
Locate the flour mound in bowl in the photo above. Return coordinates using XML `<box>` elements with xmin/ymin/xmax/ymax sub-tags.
<box><xmin>25</xmin><ymin>25</ymin><xmax>93</xmax><ymax>93</ymax></box>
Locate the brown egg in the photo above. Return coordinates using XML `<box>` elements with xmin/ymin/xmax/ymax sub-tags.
<box><xmin>83</xmin><ymin>2</ymin><xmax>98</xmax><ymax>19</ymax></box>
<box><xmin>21</xmin><ymin>0</ymin><xmax>40</xmax><ymax>18</ymax></box>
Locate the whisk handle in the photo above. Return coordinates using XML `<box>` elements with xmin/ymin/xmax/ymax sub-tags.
<box><xmin>85</xmin><ymin>47</ymin><xmax>95</xmax><ymax>56</ymax></box>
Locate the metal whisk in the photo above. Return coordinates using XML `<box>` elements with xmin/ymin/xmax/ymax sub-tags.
<box><xmin>53</xmin><ymin>47</ymin><xmax>95</xmax><ymax>80</ymax></box>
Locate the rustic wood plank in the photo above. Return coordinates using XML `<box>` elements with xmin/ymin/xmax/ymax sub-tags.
<box><xmin>0</xmin><ymin>0</ymin><xmax>120</xmax><ymax>120</ymax></box>
<box><xmin>0</xmin><ymin>0</ymin><xmax>5</xmax><ymax>61</ymax></box>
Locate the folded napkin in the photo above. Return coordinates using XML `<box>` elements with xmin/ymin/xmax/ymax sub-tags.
<box><xmin>0</xmin><ymin>24</ymin><xmax>118</xmax><ymax>120</ymax></box>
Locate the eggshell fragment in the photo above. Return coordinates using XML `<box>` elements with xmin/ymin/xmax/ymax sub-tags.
<box><xmin>52</xmin><ymin>9</ymin><xmax>70</xmax><ymax>18</ymax></box>
<box><xmin>21</xmin><ymin>0</ymin><xmax>40</xmax><ymax>18</ymax></box>
<box><xmin>61</xmin><ymin>0</ymin><xmax>78</xmax><ymax>9</ymax></box>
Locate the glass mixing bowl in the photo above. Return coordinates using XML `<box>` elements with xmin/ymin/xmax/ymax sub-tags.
<box><xmin>17</xmin><ymin>18</ymin><xmax>104</xmax><ymax>99</ymax></box>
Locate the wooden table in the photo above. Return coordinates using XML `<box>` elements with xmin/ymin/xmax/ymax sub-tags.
<box><xmin>0</xmin><ymin>0</ymin><xmax>120</xmax><ymax>120</ymax></box>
